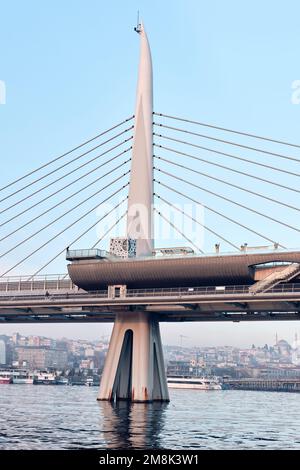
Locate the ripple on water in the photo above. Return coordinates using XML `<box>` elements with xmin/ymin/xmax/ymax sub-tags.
<box><xmin>0</xmin><ymin>386</ymin><xmax>300</xmax><ymax>449</ymax></box>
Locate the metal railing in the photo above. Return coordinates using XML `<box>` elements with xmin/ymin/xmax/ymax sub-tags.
<box><xmin>1</xmin><ymin>281</ymin><xmax>300</xmax><ymax>301</ymax></box>
<box><xmin>66</xmin><ymin>249</ymin><xmax>108</xmax><ymax>260</ymax></box>
<box><xmin>124</xmin><ymin>283</ymin><xmax>300</xmax><ymax>297</ymax></box>
<box><xmin>0</xmin><ymin>274</ymin><xmax>75</xmax><ymax>293</ymax></box>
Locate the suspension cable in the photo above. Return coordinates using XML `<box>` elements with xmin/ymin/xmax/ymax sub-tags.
<box><xmin>154</xmin><ymin>168</ymin><xmax>300</xmax><ymax>234</ymax></box>
<box><xmin>154</xmin><ymin>180</ymin><xmax>285</xmax><ymax>248</ymax></box>
<box><xmin>0</xmin><ymin>125</ymin><xmax>133</xmax><ymax>206</ymax></box>
<box><xmin>154</xmin><ymin>194</ymin><xmax>240</xmax><ymax>251</ymax></box>
<box><xmin>91</xmin><ymin>211</ymin><xmax>127</xmax><ymax>249</ymax></box>
<box><xmin>0</xmin><ymin>137</ymin><xmax>132</xmax><ymax>216</ymax></box>
<box><xmin>153</xmin><ymin>133</ymin><xmax>300</xmax><ymax>178</ymax></box>
<box><xmin>154</xmin><ymin>207</ymin><xmax>204</xmax><ymax>253</ymax></box>
<box><xmin>0</xmin><ymin>115</ymin><xmax>134</xmax><ymax>193</ymax></box>
<box><xmin>29</xmin><ymin>202</ymin><xmax>128</xmax><ymax>278</ymax></box>
<box><xmin>154</xmin><ymin>112</ymin><xmax>300</xmax><ymax>150</ymax></box>
<box><xmin>0</xmin><ymin>158</ymin><xmax>130</xmax><ymax>243</ymax></box>
<box><xmin>1</xmin><ymin>186</ymin><xmax>129</xmax><ymax>277</ymax></box>
<box><xmin>0</xmin><ymin>172</ymin><xmax>130</xmax><ymax>260</ymax></box>
<box><xmin>59</xmin><ymin>210</ymin><xmax>127</xmax><ymax>279</ymax></box>
<box><xmin>154</xmin><ymin>155</ymin><xmax>300</xmax><ymax>213</ymax></box>
<box><xmin>0</xmin><ymin>146</ymin><xmax>131</xmax><ymax>228</ymax></box>
<box><xmin>153</xmin><ymin>122</ymin><xmax>300</xmax><ymax>164</ymax></box>
<box><xmin>154</xmin><ymin>143</ymin><xmax>300</xmax><ymax>194</ymax></box>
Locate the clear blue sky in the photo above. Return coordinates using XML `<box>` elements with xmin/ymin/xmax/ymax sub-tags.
<box><xmin>0</xmin><ymin>0</ymin><xmax>300</xmax><ymax>346</ymax></box>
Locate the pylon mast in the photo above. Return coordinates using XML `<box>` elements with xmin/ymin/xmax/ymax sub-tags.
<box><xmin>127</xmin><ymin>22</ymin><xmax>154</xmax><ymax>256</ymax></box>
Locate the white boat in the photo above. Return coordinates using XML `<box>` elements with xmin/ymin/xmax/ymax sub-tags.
<box><xmin>12</xmin><ymin>371</ymin><xmax>34</xmax><ymax>384</ymax></box>
<box><xmin>167</xmin><ymin>376</ymin><xmax>222</xmax><ymax>390</ymax></box>
<box><xmin>85</xmin><ymin>377</ymin><xmax>94</xmax><ymax>387</ymax></box>
<box><xmin>33</xmin><ymin>371</ymin><xmax>56</xmax><ymax>385</ymax></box>
<box><xmin>55</xmin><ymin>376</ymin><xmax>69</xmax><ymax>385</ymax></box>
<box><xmin>0</xmin><ymin>371</ymin><xmax>12</xmax><ymax>384</ymax></box>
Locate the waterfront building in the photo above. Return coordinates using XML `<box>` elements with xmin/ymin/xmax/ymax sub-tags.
<box><xmin>28</xmin><ymin>336</ymin><xmax>41</xmax><ymax>347</ymax></box>
<box><xmin>84</xmin><ymin>348</ymin><xmax>95</xmax><ymax>357</ymax></box>
<box><xmin>292</xmin><ymin>337</ymin><xmax>300</xmax><ymax>366</ymax></box>
<box><xmin>0</xmin><ymin>340</ymin><xmax>6</xmax><ymax>365</ymax></box>
<box><xmin>16</xmin><ymin>346</ymin><xmax>68</xmax><ymax>370</ymax></box>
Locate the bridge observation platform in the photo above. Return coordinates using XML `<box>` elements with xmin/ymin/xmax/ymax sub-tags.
<box><xmin>66</xmin><ymin>248</ymin><xmax>300</xmax><ymax>290</ymax></box>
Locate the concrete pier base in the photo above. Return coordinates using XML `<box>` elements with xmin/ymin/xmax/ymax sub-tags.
<box><xmin>97</xmin><ymin>312</ymin><xmax>169</xmax><ymax>402</ymax></box>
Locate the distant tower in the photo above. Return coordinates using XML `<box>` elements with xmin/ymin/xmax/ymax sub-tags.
<box><xmin>275</xmin><ymin>332</ymin><xmax>278</xmax><ymax>345</ymax></box>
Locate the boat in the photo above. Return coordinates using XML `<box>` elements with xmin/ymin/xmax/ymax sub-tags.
<box><xmin>33</xmin><ymin>371</ymin><xmax>56</xmax><ymax>385</ymax></box>
<box><xmin>55</xmin><ymin>376</ymin><xmax>69</xmax><ymax>385</ymax></box>
<box><xmin>0</xmin><ymin>371</ymin><xmax>12</xmax><ymax>384</ymax></box>
<box><xmin>85</xmin><ymin>377</ymin><xmax>94</xmax><ymax>387</ymax></box>
<box><xmin>12</xmin><ymin>371</ymin><xmax>34</xmax><ymax>384</ymax></box>
<box><xmin>167</xmin><ymin>376</ymin><xmax>222</xmax><ymax>390</ymax></box>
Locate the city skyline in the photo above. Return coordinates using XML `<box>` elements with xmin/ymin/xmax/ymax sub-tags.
<box><xmin>1</xmin><ymin>323</ymin><xmax>300</xmax><ymax>349</ymax></box>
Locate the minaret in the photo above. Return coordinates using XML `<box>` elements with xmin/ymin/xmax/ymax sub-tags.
<box><xmin>127</xmin><ymin>22</ymin><xmax>154</xmax><ymax>256</ymax></box>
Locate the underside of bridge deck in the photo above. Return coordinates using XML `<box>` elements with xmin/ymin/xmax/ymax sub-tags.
<box><xmin>1</xmin><ymin>292</ymin><xmax>300</xmax><ymax>323</ymax></box>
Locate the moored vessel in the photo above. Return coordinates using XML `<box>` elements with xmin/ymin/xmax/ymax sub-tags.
<box><xmin>12</xmin><ymin>371</ymin><xmax>34</xmax><ymax>384</ymax></box>
<box><xmin>33</xmin><ymin>371</ymin><xmax>56</xmax><ymax>385</ymax></box>
<box><xmin>0</xmin><ymin>371</ymin><xmax>12</xmax><ymax>384</ymax></box>
<box><xmin>55</xmin><ymin>376</ymin><xmax>69</xmax><ymax>385</ymax></box>
<box><xmin>167</xmin><ymin>376</ymin><xmax>222</xmax><ymax>390</ymax></box>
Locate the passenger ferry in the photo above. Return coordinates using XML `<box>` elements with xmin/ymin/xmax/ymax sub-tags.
<box><xmin>167</xmin><ymin>376</ymin><xmax>222</xmax><ymax>390</ymax></box>
<box><xmin>12</xmin><ymin>371</ymin><xmax>34</xmax><ymax>384</ymax></box>
<box><xmin>33</xmin><ymin>371</ymin><xmax>56</xmax><ymax>385</ymax></box>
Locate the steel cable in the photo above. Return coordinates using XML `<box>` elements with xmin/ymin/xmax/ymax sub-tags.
<box><xmin>0</xmin><ymin>158</ymin><xmax>130</xmax><ymax>243</ymax></box>
<box><xmin>154</xmin><ymin>112</ymin><xmax>300</xmax><ymax>150</ymax></box>
<box><xmin>153</xmin><ymin>122</ymin><xmax>300</xmax><ymax>164</ymax></box>
<box><xmin>154</xmin><ymin>180</ymin><xmax>285</xmax><ymax>248</ymax></box>
<box><xmin>0</xmin><ymin>126</ymin><xmax>133</xmax><ymax>206</ymax></box>
<box><xmin>0</xmin><ymin>115</ymin><xmax>134</xmax><ymax>193</ymax></box>
<box><xmin>0</xmin><ymin>172</ymin><xmax>130</xmax><ymax>260</ymax></box>
<box><xmin>153</xmin><ymin>133</ymin><xmax>300</xmax><ymax>178</ymax></box>
<box><xmin>154</xmin><ymin>168</ymin><xmax>300</xmax><ymax>233</ymax></box>
<box><xmin>154</xmin><ymin>155</ymin><xmax>300</xmax><ymax>213</ymax></box>
<box><xmin>1</xmin><ymin>185</ymin><xmax>129</xmax><ymax>277</ymax></box>
<box><xmin>29</xmin><ymin>202</ymin><xmax>128</xmax><ymax>278</ymax></box>
<box><xmin>154</xmin><ymin>194</ymin><xmax>240</xmax><ymax>251</ymax></box>
<box><xmin>154</xmin><ymin>207</ymin><xmax>204</xmax><ymax>253</ymax></box>
<box><xmin>0</xmin><ymin>146</ymin><xmax>131</xmax><ymax>227</ymax></box>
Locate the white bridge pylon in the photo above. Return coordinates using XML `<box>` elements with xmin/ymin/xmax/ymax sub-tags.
<box><xmin>127</xmin><ymin>22</ymin><xmax>154</xmax><ymax>257</ymax></box>
<box><xmin>98</xmin><ymin>312</ymin><xmax>169</xmax><ymax>402</ymax></box>
<box><xmin>98</xmin><ymin>23</ymin><xmax>170</xmax><ymax>402</ymax></box>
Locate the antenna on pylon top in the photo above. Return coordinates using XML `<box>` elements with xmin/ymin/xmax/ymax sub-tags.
<box><xmin>134</xmin><ymin>10</ymin><xmax>142</xmax><ymax>34</ymax></box>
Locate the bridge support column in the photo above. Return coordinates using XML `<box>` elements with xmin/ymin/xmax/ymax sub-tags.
<box><xmin>97</xmin><ymin>312</ymin><xmax>169</xmax><ymax>402</ymax></box>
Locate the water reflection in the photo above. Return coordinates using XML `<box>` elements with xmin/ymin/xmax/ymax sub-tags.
<box><xmin>98</xmin><ymin>401</ymin><xmax>169</xmax><ymax>449</ymax></box>
<box><xmin>1</xmin><ymin>387</ymin><xmax>300</xmax><ymax>450</ymax></box>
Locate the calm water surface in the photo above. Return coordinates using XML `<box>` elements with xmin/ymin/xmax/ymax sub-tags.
<box><xmin>0</xmin><ymin>386</ymin><xmax>299</xmax><ymax>449</ymax></box>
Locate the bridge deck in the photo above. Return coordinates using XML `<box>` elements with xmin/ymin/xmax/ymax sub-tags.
<box><xmin>0</xmin><ymin>281</ymin><xmax>299</xmax><ymax>323</ymax></box>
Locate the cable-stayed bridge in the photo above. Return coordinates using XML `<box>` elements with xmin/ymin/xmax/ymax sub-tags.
<box><xmin>1</xmin><ymin>23</ymin><xmax>300</xmax><ymax>401</ymax></box>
